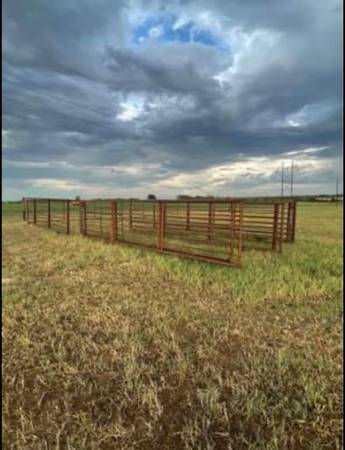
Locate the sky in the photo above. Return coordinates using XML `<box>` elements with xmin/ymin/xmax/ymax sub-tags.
<box><xmin>2</xmin><ymin>0</ymin><xmax>343</xmax><ymax>200</ymax></box>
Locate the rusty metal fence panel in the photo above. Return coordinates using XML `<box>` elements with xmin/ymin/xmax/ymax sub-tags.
<box><xmin>240</xmin><ymin>202</ymin><xmax>286</xmax><ymax>252</ymax></box>
<box><xmin>75</xmin><ymin>199</ymin><xmax>243</xmax><ymax>267</ymax></box>
<box><xmin>117</xmin><ymin>199</ymin><xmax>158</xmax><ymax>248</ymax></box>
<box><xmin>162</xmin><ymin>201</ymin><xmax>243</xmax><ymax>266</ymax></box>
<box><xmin>23</xmin><ymin>198</ymin><xmax>35</xmax><ymax>224</ymax></box>
<box><xmin>23</xmin><ymin>198</ymin><xmax>72</xmax><ymax>234</ymax></box>
<box><xmin>284</xmin><ymin>200</ymin><xmax>296</xmax><ymax>242</ymax></box>
<box><xmin>50</xmin><ymin>200</ymin><xmax>70</xmax><ymax>234</ymax></box>
<box><xmin>22</xmin><ymin>197</ymin><xmax>297</xmax><ymax>267</ymax></box>
<box><xmin>79</xmin><ymin>200</ymin><xmax>112</xmax><ymax>240</ymax></box>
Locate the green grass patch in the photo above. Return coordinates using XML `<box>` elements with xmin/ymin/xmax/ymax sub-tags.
<box><xmin>2</xmin><ymin>203</ymin><xmax>343</xmax><ymax>449</ymax></box>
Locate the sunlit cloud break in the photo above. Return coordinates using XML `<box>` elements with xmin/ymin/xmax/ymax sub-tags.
<box><xmin>2</xmin><ymin>0</ymin><xmax>342</xmax><ymax>200</ymax></box>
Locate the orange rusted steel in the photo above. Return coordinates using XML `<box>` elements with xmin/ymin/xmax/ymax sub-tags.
<box><xmin>66</xmin><ymin>200</ymin><xmax>70</xmax><ymax>234</ymax></box>
<box><xmin>110</xmin><ymin>201</ymin><xmax>118</xmax><ymax>243</ymax></box>
<box><xmin>207</xmin><ymin>201</ymin><xmax>212</xmax><ymax>241</ymax></box>
<box><xmin>47</xmin><ymin>199</ymin><xmax>51</xmax><ymax>228</ymax></box>
<box><xmin>23</xmin><ymin>197</ymin><xmax>298</xmax><ymax>268</ymax></box>
<box><xmin>22</xmin><ymin>198</ymin><xmax>25</xmax><ymax>221</ymax></box>
<box><xmin>33</xmin><ymin>199</ymin><xmax>37</xmax><ymax>225</ymax></box>
<box><xmin>153</xmin><ymin>202</ymin><xmax>156</xmax><ymax>229</ymax></box>
<box><xmin>80</xmin><ymin>201</ymin><xmax>87</xmax><ymax>235</ymax></box>
<box><xmin>157</xmin><ymin>201</ymin><xmax>166</xmax><ymax>250</ymax></box>
<box><xmin>278</xmin><ymin>203</ymin><xmax>284</xmax><ymax>253</ymax></box>
<box><xmin>129</xmin><ymin>199</ymin><xmax>133</xmax><ymax>231</ymax></box>
<box><xmin>228</xmin><ymin>201</ymin><xmax>236</xmax><ymax>260</ymax></box>
<box><xmin>237</xmin><ymin>203</ymin><xmax>243</xmax><ymax>266</ymax></box>
<box><xmin>272</xmin><ymin>203</ymin><xmax>279</xmax><ymax>251</ymax></box>
<box><xmin>26</xmin><ymin>199</ymin><xmax>30</xmax><ymax>223</ymax></box>
<box><xmin>292</xmin><ymin>201</ymin><xmax>297</xmax><ymax>242</ymax></box>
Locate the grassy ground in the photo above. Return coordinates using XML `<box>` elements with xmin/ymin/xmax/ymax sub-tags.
<box><xmin>2</xmin><ymin>201</ymin><xmax>23</xmax><ymax>221</ymax></box>
<box><xmin>2</xmin><ymin>202</ymin><xmax>343</xmax><ymax>449</ymax></box>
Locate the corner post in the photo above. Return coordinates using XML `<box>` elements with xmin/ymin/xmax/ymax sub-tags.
<box><xmin>186</xmin><ymin>202</ymin><xmax>190</xmax><ymax>231</ymax></box>
<box><xmin>153</xmin><ymin>202</ymin><xmax>156</xmax><ymax>229</ymax></box>
<box><xmin>79</xmin><ymin>201</ymin><xmax>86</xmax><ymax>235</ymax></box>
<box><xmin>129</xmin><ymin>199</ymin><xmax>133</xmax><ymax>232</ymax></box>
<box><xmin>272</xmin><ymin>203</ymin><xmax>279</xmax><ymax>251</ymax></box>
<box><xmin>33</xmin><ymin>199</ymin><xmax>37</xmax><ymax>225</ymax></box>
<box><xmin>292</xmin><ymin>201</ymin><xmax>297</xmax><ymax>242</ymax></box>
<box><xmin>66</xmin><ymin>200</ymin><xmax>70</xmax><ymax>234</ymax></box>
<box><xmin>158</xmin><ymin>201</ymin><xmax>166</xmax><ymax>251</ymax></box>
<box><xmin>48</xmin><ymin>199</ymin><xmax>51</xmax><ymax>228</ymax></box>
<box><xmin>22</xmin><ymin>198</ymin><xmax>26</xmax><ymax>221</ymax></box>
<box><xmin>208</xmin><ymin>201</ymin><xmax>213</xmax><ymax>240</ymax></box>
<box><xmin>278</xmin><ymin>203</ymin><xmax>284</xmax><ymax>253</ymax></box>
<box><xmin>237</xmin><ymin>203</ymin><xmax>243</xmax><ymax>267</ymax></box>
<box><xmin>110</xmin><ymin>201</ymin><xmax>118</xmax><ymax>243</ymax></box>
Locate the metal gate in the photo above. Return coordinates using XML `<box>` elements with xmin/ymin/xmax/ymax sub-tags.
<box><xmin>22</xmin><ymin>197</ymin><xmax>297</xmax><ymax>267</ymax></box>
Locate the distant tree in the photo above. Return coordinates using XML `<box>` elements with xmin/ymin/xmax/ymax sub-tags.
<box><xmin>177</xmin><ymin>195</ymin><xmax>193</xmax><ymax>200</ymax></box>
<box><xmin>147</xmin><ymin>194</ymin><xmax>156</xmax><ymax>200</ymax></box>
<box><xmin>75</xmin><ymin>195</ymin><xmax>80</xmax><ymax>201</ymax></box>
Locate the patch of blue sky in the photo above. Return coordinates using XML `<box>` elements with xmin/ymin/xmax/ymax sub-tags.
<box><xmin>131</xmin><ymin>13</ymin><xmax>229</xmax><ymax>51</ymax></box>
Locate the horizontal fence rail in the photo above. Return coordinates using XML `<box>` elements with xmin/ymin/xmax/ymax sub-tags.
<box><xmin>22</xmin><ymin>198</ymin><xmax>297</xmax><ymax>268</ymax></box>
<box><xmin>241</xmin><ymin>202</ymin><xmax>286</xmax><ymax>252</ymax></box>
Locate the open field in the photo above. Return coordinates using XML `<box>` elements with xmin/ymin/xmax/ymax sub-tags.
<box><xmin>2</xmin><ymin>202</ymin><xmax>343</xmax><ymax>449</ymax></box>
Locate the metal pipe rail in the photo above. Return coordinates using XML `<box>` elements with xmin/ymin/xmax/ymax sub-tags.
<box><xmin>22</xmin><ymin>197</ymin><xmax>297</xmax><ymax>267</ymax></box>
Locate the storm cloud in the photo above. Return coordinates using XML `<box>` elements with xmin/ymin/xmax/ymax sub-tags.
<box><xmin>2</xmin><ymin>0</ymin><xmax>343</xmax><ymax>199</ymax></box>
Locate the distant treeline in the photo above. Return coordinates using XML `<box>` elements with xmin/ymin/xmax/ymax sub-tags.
<box><xmin>2</xmin><ymin>194</ymin><xmax>343</xmax><ymax>204</ymax></box>
<box><xmin>176</xmin><ymin>195</ymin><xmax>343</xmax><ymax>203</ymax></box>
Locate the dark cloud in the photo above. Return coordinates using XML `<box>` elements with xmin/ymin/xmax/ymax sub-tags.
<box><xmin>2</xmin><ymin>0</ymin><xmax>342</xmax><ymax>199</ymax></box>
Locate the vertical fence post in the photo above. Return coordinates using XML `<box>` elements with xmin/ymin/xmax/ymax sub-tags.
<box><xmin>110</xmin><ymin>201</ymin><xmax>118</xmax><ymax>243</ymax></box>
<box><xmin>208</xmin><ymin>202</ymin><xmax>212</xmax><ymax>241</ymax></box>
<box><xmin>99</xmin><ymin>204</ymin><xmax>103</xmax><ymax>238</ymax></box>
<box><xmin>292</xmin><ymin>201</ymin><xmax>297</xmax><ymax>242</ymax></box>
<box><xmin>286</xmin><ymin>201</ymin><xmax>291</xmax><ymax>242</ymax></box>
<box><xmin>129</xmin><ymin>199</ymin><xmax>133</xmax><ymax>232</ymax></box>
<box><xmin>278</xmin><ymin>203</ymin><xmax>284</xmax><ymax>253</ymax></box>
<box><xmin>33</xmin><ymin>199</ymin><xmax>37</xmax><ymax>225</ymax></box>
<box><xmin>22</xmin><ymin>198</ymin><xmax>26</xmax><ymax>221</ymax></box>
<box><xmin>158</xmin><ymin>201</ymin><xmax>166</xmax><ymax>250</ymax></box>
<box><xmin>79</xmin><ymin>202</ymin><xmax>84</xmax><ymax>235</ymax></box>
<box><xmin>66</xmin><ymin>200</ymin><xmax>70</xmax><ymax>234</ymax></box>
<box><xmin>228</xmin><ymin>201</ymin><xmax>234</xmax><ymax>261</ymax></box>
<box><xmin>272</xmin><ymin>203</ymin><xmax>279</xmax><ymax>251</ymax></box>
<box><xmin>153</xmin><ymin>202</ymin><xmax>156</xmax><ymax>229</ymax></box>
<box><xmin>47</xmin><ymin>199</ymin><xmax>51</xmax><ymax>228</ymax></box>
<box><xmin>121</xmin><ymin>200</ymin><xmax>124</xmax><ymax>237</ymax></box>
<box><xmin>237</xmin><ymin>203</ymin><xmax>243</xmax><ymax>267</ymax></box>
<box><xmin>80</xmin><ymin>201</ymin><xmax>87</xmax><ymax>235</ymax></box>
<box><xmin>186</xmin><ymin>202</ymin><xmax>190</xmax><ymax>231</ymax></box>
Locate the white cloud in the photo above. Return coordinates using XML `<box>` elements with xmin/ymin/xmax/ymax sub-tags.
<box><xmin>90</xmin><ymin>162</ymin><xmax>163</xmax><ymax>177</ymax></box>
<box><xmin>151</xmin><ymin>153</ymin><xmax>334</xmax><ymax>194</ymax></box>
<box><xmin>148</xmin><ymin>25</ymin><xmax>163</xmax><ymax>38</ymax></box>
<box><xmin>31</xmin><ymin>178</ymin><xmax>113</xmax><ymax>196</ymax></box>
<box><xmin>116</xmin><ymin>103</ymin><xmax>143</xmax><ymax>121</ymax></box>
<box><xmin>4</xmin><ymin>160</ymin><xmax>71</xmax><ymax>169</ymax></box>
<box><xmin>214</xmin><ymin>27</ymin><xmax>283</xmax><ymax>88</ymax></box>
<box><xmin>283</xmin><ymin>146</ymin><xmax>329</xmax><ymax>156</ymax></box>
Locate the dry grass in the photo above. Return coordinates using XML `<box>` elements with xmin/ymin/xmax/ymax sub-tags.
<box><xmin>2</xmin><ymin>203</ymin><xmax>343</xmax><ymax>449</ymax></box>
